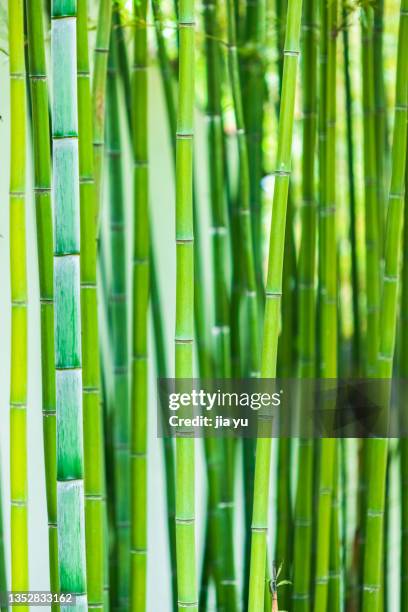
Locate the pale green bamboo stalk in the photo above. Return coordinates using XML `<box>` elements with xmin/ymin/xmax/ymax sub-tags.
<box><xmin>52</xmin><ymin>1</ymin><xmax>87</xmax><ymax>608</ymax></box>
<box><xmin>9</xmin><ymin>0</ymin><xmax>28</xmax><ymax>606</ymax></box>
<box><xmin>92</xmin><ymin>0</ymin><xmax>113</xmax><ymax>210</ymax></box>
<box><xmin>130</xmin><ymin>0</ymin><xmax>149</xmax><ymax>607</ymax></box>
<box><xmin>26</xmin><ymin>0</ymin><xmax>58</xmax><ymax>600</ymax></box>
<box><xmin>175</xmin><ymin>0</ymin><xmax>197</xmax><ymax>608</ymax></box>
<box><xmin>77</xmin><ymin>0</ymin><xmax>105</xmax><ymax>607</ymax></box>
<box><xmin>106</xmin><ymin>29</ymin><xmax>130</xmax><ymax>610</ymax></box>
<box><xmin>363</xmin><ymin>1</ymin><xmax>408</xmax><ymax>609</ymax></box>
<box><xmin>247</xmin><ymin>0</ymin><xmax>302</xmax><ymax>606</ymax></box>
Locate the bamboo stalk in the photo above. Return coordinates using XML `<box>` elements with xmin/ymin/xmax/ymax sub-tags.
<box><xmin>174</xmin><ymin>0</ymin><xmax>198</xmax><ymax>608</ymax></box>
<box><xmin>342</xmin><ymin>6</ymin><xmax>360</xmax><ymax>374</ymax></box>
<box><xmin>292</xmin><ymin>0</ymin><xmax>318</xmax><ymax>604</ymax></box>
<box><xmin>106</xmin><ymin>30</ymin><xmax>131</xmax><ymax>610</ymax></box>
<box><xmin>26</xmin><ymin>0</ymin><xmax>58</xmax><ymax>600</ymax></box>
<box><xmin>363</xmin><ymin>1</ymin><xmax>408</xmax><ymax>609</ymax></box>
<box><xmin>51</xmin><ymin>1</ymin><xmax>87</xmax><ymax>607</ymax></box>
<box><xmin>130</xmin><ymin>0</ymin><xmax>150</xmax><ymax>607</ymax></box>
<box><xmin>226</xmin><ymin>0</ymin><xmax>260</xmax><ymax>381</ymax></box>
<box><xmin>400</xmin><ymin>144</ymin><xmax>408</xmax><ymax>612</ymax></box>
<box><xmin>77</xmin><ymin>0</ymin><xmax>105</xmax><ymax>607</ymax></box>
<box><xmin>9</xmin><ymin>0</ymin><xmax>28</xmax><ymax>606</ymax></box>
<box><xmin>313</xmin><ymin>0</ymin><xmax>338</xmax><ymax>607</ymax></box>
<box><xmin>361</xmin><ymin>3</ymin><xmax>380</xmax><ymax>376</ymax></box>
<box><xmin>93</xmin><ymin>0</ymin><xmax>113</xmax><ymax>210</ymax></box>
<box><xmin>247</xmin><ymin>0</ymin><xmax>302</xmax><ymax>605</ymax></box>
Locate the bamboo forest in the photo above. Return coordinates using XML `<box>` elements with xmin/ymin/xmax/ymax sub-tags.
<box><xmin>0</xmin><ymin>0</ymin><xmax>407</xmax><ymax>610</ymax></box>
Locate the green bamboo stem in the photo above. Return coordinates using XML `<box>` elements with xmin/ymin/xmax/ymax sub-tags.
<box><xmin>247</xmin><ymin>0</ymin><xmax>302</xmax><ymax>606</ymax></box>
<box><xmin>130</xmin><ymin>0</ymin><xmax>149</xmax><ymax>607</ymax></box>
<box><xmin>92</xmin><ymin>0</ymin><xmax>113</xmax><ymax>211</ymax></box>
<box><xmin>226</xmin><ymin>0</ymin><xmax>260</xmax><ymax>381</ymax></box>
<box><xmin>400</xmin><ymin>146</ymin><xmax>408</xmax><ymax>612</ymax></box>
<box><xmin>328</xmin><ymin>457</ymin><xmax>341</xmax><ymax>612</ymax></box>
<box><xmin>342</xmin><ymin>8</ymin><xmax>361</xmax><ymax>374</ymax></box>
<box><xmin>292</xmin><ymin>0</ymin><xmax>317</xmax><ymax>605</ymax></box>
<box><xmin>202</xmin><ymin>1</ymin><xmax>238</xmax><ymax>607</ymax></box>
<box><xmin>9</xmin><ymin>0</ymin><xmax>28</xmax><ymax>606</ymax></box>
<box><xmin>77</xmin><ymin>0</ymin><xmax>105</xmax><ymax>607</ymax></box>
<box><xmin>313</xmin><ymin>0</ymin><xmax>338</xmax><ymax>607</ymax></box>
<box><xmin>26</xmin><ymin>0</ymin><xmax>58</xmax><ymax>599</ymax></box>
<box><xmin>373</xmin><ymin>0</ymin><xmax>388</xmax><ymax>247</ymax></box>
<box><xmin>361</xmin><ymin>3</ymin><xmax>380</xmax><ymax>376</ymax></box>
<box><xmin>243</xmin><ymin>0</ymin><xmax>266</xmax><ymax>275</ymax></box>
<box><xmin>52</xmin><ymin>1</ymin><xmax>87</xmax><ymax>607</ymax></box>
<box><xmin>106</xmin><ymin>32</ymin><xmax>130</xmax><ymax>610</ymax></box>
<box><xmin>151</xmin><ymin>250</ymin><xmax>178</xmax><ymax>612</ymax></box>
<box><xmin>174</xmin><ymin>0</ymin><xmax>198</xmax><ymax>608</ymax></box>
<box><xmin>363</xmin><ymin>1</ymin><xmax>408</xmax><ymax>608</ymax></box>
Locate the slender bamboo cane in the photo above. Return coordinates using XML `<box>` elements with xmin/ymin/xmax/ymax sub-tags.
<box><xmin>292</xmin><ymin>0</ymin><xmax>318</xmax><ymax>605</ymax></box>
<box><xmin>373</xmin><ymin>0</ymin><xmax>388</xmax><ymax>247</ymax></box>
<box><xmin>400</xmin><ymin>147</ymin><xmax>408</xmax><ymax>612</ymax></box>
<box><xmin>174</xmin><ymin>0</ymin><xmax>197</xmax><ymax>608</ymax></box>
<box><xmin>26</xmin><ymin>0</ymin><xmax>58</xmax><ymax>599</ymax></box>
<box><xmin>130</xmin><ymin>0</ymin><xmax>150</xmax><ymax>607</ymax></box>
<box><xmin>243</xmin><ymin>0</ymin><xmax>266</xmax><ymax>275</ymax></box>
<box><xmin>342</xmin><ymin>7</ymin><xmax>360</xmax><ymax>374</ymax></box>
<box><xmin>51</xmin><ymin>1</ymin><xmax>87</xmax><ymax>607</ymax></box>
<box><xmin>363</xmin><ymin>1</ymin><xmax>408</xmax><ymax>609</ymax></box>
<box><xmin>361</xmin><ymin>3</ymin><xmax>380</xmax><ymax>376</ymax></box>
<box><xmin>247</xmin><ymin>0</ymin><xmax>302</xmax><ymax>606</ymax></box>
<box><xmin>92</xmin><ymin>0</ymin><xmax>113</xmax><ymax>210</ymax></box>
<box><xmin>9</xmin><ymin>0</ymin><xmax>28</xmax><ymax>606</ymax></box>
<box><xmin>313</xmin><ymin>0</ymin><xmax>338</xmax><ymax>607</ymax></box>
<box><xmin>226</xmin><ymin>0</ymin><xmax>260</xmax><ymax>381</ymax></box>
<box><xmin>328</xmin><ymin>452</ymin><xmax>341</xmax><ymax>611</ymax></box>
<box><xmin>77</xmin><ymin>0</ymin><xmax>105</xmax><ymax>606</ymax></box>
<box><xmin>106</xmin><ymin>32</ymin><xmax>131</xmax><ymax>610</ymax></box>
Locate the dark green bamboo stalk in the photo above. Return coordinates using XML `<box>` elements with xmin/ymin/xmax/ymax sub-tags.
<box><xmin>174</xmin><ymin>0</ymin><xmax>198</xmax><ymax>608</ymax></box>
<box><xmin>314</xmin><ymin>0</ymin><xmax>338</xmax><ymax>607</ymax></box>
<box><xmin>226</xmin><ymin>0</ymin><xmax>260</xmax><ymax>381</ymax></box>
<box><xmin>342</xmin><ymin>7</ymin><xmax>360</xmax><ymax>374</ymax></box>
<box><xmin>292</xmin><ymin>0</ymin><xmax>318</xmax><ymax>605</ymax></box>
<box><xmin>93</xmin><ymin>0</ymin><xmax>113</xmax><ymax>210</ymax></box>
<box><xmin>51</xmin><ymin>1</ymin><xmax>87</xmax><ymax>606</ymax></box>
<box><xmin>202</xmin><ymin>1</ymin><xmax>239</xmax><ymax>607</ymax></box>
<box><xmin>248</xmin><ymin>0</ymin><xmax>302</xmax><ymax>606</ymax></box>
<box><xmin>130</xmin><ymin>0</ymin><xmax>149</xmax><ymax>607</ymax></box>
<box><xmin>26</xmin><ymin>0</ymin><xmax>58</xmax><ymax>599</ymax></box>
<box><xmin>77</xmin><ymin>0</ymin><xmax>105</xmax><ymax>607</ymax></box>
<box><xmin>106</xmin><ymin>31</ymin><xmax>130</xmax><ymax>610</ymax></box>
<box><xmin>9</xmin><ymin>0</ymin><xmax>28</xmax><ymax>605</ymax></box>
<box><xmin>373</xmin><ymin>0</ymin><xmax>388</xmax><ymax>246</ymax></box>
<box><xmin>361</xmin><ymin>2</ymin><xmax>380</xmax><ymax>376</ymax></box>
<box><xmin>243</xmin><ymin>0</ymin><xmax>266</xmax><ymax>274</ymax></box>
<box><xmin>363</xmin><ymin>1</ymin><xmax>408</xmax><ymax>609</ymax></box>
